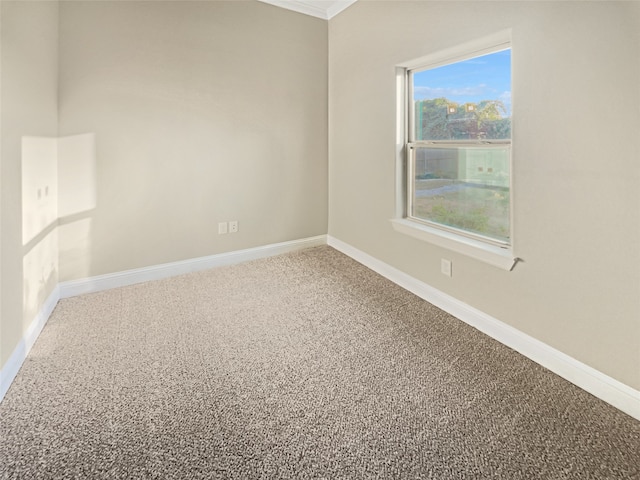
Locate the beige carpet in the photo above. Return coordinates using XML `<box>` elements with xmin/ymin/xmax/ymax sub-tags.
<box><xmin>1</xmin><ymin>246</ymin><xmax>639</xmax><ymax>479</ymax></box>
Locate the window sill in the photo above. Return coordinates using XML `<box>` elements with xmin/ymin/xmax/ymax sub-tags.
<box><xmin>390</xmin><ymin>218</ymin><xmax>519</xmax><ymax>271</ymax></box>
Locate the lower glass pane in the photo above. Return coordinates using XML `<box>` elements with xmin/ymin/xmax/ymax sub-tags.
<box><xmin>410</xmin><ymin>145</ymin><xmax>510</xmax><ymax>244</ymax></box>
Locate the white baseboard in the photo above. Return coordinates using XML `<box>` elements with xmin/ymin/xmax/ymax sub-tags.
<box><xmin>4</xmin><ymin>233</ymin><xmax>638</xmax><ymax>421</ymax></box>
<box><xmin>1</xmin><ymin>235</ymin><xmax>326</xmax><ymax>403</ymax></box>
<box><xmin>327</xmin><ymin>235</ymin><xmax>640</xmax><ymax>421</ymax></box>
<box><xmin>0</xmin><ymin>286</ymin><xmax>61</xmax><ymax>402</ymax></box>
<box><xmin>59</xmin><ymin>235</ymin><xmax>328</xmax><ymax>299</ymax></box>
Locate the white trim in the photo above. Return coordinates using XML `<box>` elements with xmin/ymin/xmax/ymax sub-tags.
<box><xmin>324</xmin><ymin>0</ymin><xmax>357</xmax><ymax>19</ymax></box>
<box><xmin>257</xmin><ymin>0</ymin><xmax>357</xmax><ymax>20</ymax></box>
<box><xmin>59</xmin><ymin>235</ymin><xmax>327</xmax><ymax>299</ymax></box>
<box><xmin>0</xmin><ymin>286</ymin><xmax>61</xmax><ymax>402</ymax></box>
<box><xmin>391</xmin><ymin>219</ymin><xmax>518</xmax><ymax>271</ymax></box>
<box><xmin>327</xmin><ymin>235</ymin><xmax>640</xmax><ymax>421</ymax></box>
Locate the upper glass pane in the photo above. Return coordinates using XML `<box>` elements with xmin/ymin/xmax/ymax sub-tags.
<box><xmin>412</xmin><ymin>49</ymin><xmax>511</xmax><ymax>142</ymax></box>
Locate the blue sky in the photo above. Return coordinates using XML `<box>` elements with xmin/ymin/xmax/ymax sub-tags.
<box><xmin>413</xmin><ymin>49</ymin><xmax>511</xmax><ymax>115</ymax></box>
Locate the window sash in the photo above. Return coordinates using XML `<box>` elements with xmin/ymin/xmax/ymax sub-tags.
<box><xmin>406</xmin><ymin>143</ymin><xmax>512</xmax><ymax>247</ymax></box>
<box><xmin>405</xmin><ymin>44</ymin><xmax>512</xmax><ymax>247</ymax></box>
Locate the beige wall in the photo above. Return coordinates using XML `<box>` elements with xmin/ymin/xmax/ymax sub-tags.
<box><xmin>57</xmin><ymin>0</ymin><xmax>328</xmax><ymax>280</ymax></box>
<box><xmin>1</xmin><ymin>1</ymin><xmax>59</xmax><ymax>368</ymax></box>
<box><xmin>329</xmin><ymin>1</ymin><xmax>640</xmax><ymax>389</ymax></box>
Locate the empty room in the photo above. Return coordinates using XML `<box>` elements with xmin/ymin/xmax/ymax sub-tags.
<box><xmin>1</xmin><ymin>0</ymin><xmax>639</xmax><ymax>478</ymax></box>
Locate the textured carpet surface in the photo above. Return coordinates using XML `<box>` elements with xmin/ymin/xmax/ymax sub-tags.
<box><xmin>0</xmin><ymin>246</ymin><xmax>639</xmax><ymax>479</ymax></box>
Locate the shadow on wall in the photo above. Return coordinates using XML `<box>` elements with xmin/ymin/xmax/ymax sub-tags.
<box><xmin>21</xmin><ymin>133</ymin><xmax>96</xmax><ymax>328</ymax></box>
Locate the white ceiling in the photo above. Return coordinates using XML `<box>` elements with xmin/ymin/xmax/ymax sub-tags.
<box><xmin>257</xmin><ymin>0</ymin><xmax>357</xmax><ymax>20</ymax></box>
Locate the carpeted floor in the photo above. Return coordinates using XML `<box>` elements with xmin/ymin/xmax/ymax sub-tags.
<box><xmin>0</xmin><ymin>246</ymin><xmax>639</xmax><ymax>479</ymax></box>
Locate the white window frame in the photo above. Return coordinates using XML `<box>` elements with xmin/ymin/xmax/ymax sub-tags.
<box><xmin>391</xmin><ymin>30</ymin><xmax>519</xmax><ymax>271</ymax></box>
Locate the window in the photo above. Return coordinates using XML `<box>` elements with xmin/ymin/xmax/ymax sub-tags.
<box><xmin>393</xmin><ymin>33</ymin><xmax>518</xmax><ymax>270</ymax></box>
<box><xmin>409</xmin><ymin>47</ymin><xmax>511</xmax><ymax>245</ymax></box>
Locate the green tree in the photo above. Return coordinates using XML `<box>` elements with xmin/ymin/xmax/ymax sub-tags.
<box><xmin>476</xmin><ymin>100</ymin><xmax>510</xmax><ymax>140</ymax></box>
<box><xmin>416</xmin><ymin>98</ymin><xmax>452</xmax><ymax>140</ymax></box>
<box><xmin>417</xmin><ymin>98</ymin><xmax>510</xmax><ymax>141</ymax></box>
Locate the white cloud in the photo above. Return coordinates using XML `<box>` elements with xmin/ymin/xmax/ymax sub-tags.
<box><xmin>414</xmin><ymin>84</ymin><xmax>489</xmax><ymax>99</ymax></box>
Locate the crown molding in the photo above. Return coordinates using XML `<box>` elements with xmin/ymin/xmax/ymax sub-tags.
<box><xmin>257</xmin><ymin>0</ymin><xmax>357</xmax><ymax>20</ymax></box>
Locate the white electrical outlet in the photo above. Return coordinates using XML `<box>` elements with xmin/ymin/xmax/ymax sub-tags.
<box><xmin>441</xmin><ymin>259</ymin><xmax>452</xmax><ymax>277</ymax></box>
<box><xmin>218</xmin><ymin>222</ymin><xmax>228</xmax><ymax>234</ymax></box>
<box><xmin>229</xmin><ymin>220</ymin><xmax>238</xmax><ymax>233</ymax></box>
